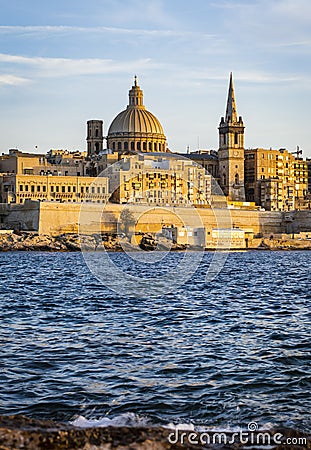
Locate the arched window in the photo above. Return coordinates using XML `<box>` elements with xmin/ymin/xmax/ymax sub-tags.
<box><xmin>235</xmin><ymin>173</ymin><xmax>239</xmax><ymax>185</ymax></box>
<box><xmin>137</xmin><ymin>142</ymin><xmax>141</xmax><ymax>151</ymax></box>
<box><xmin>143</xmin><ymin>142</ymin><xmax>147</xmax><ymax>151</ymax></box>
<box><xmin>154</xmin><ymin>143</ymin><xmax>158</xmax><ymax>152</ymax></box>
<box><xmin>131</xmin><ymin>142</ymin><xmax>135</xmax><ymax>150</ymax></box>
<box><xmin>234</xmin><ymin>133</ymin><xmax>238</xmax><ymax>145</ymax></box>
<box><xmin>112</xmin><ymin>142</ymin><xmax>116</xmax><ymax>150</ymax></box>
<box><xmin>124</xmin><ymin>142</ymin><xmax>128</xmax><ymax>150</ymax></box>
<box><xmin>118</xmin><ymin>142</ymin><xmax>122</xmax><ymax>151</ymax></box>
<box><xmin>149</xmin><ymin>142</ymin><xmax>152</xmax><ymax>151</ymax></box>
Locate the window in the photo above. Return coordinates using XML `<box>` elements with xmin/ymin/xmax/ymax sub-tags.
<box><xmin>19</xmin><ymin>185</ymin><xmax>23</xmax><ymax>191</ymax></box>
<box><xmin>25</xmin><ymin>185</ymin><xmax>29</xmax><ymax>192</ymax></box>
<box><xmin>56</xmin><ymin>186</ymin><xmax>59</xmax><ymax>192</ymax></box>
<box><xmin>118</xmin><ymin>142</ymin><xmax>122</xmax><ymax>150</ymax></box>
<box><xmin>37</xmin><ymin>185</ymin><xmax>40</xmax><ymax>192</ymax></box>
<box><xmin>124</xmin><ymin>142</ymin><xmax>128</xmax><ymax>151</ymax></box>
<box><xmin>31</xmin><ymin>185</ymin><xmax>35</xmax><ymax>193</ymax></box>
<box><xmin>43</xmin><ymin>186</ymin><xmax>46</xmax><ymax>192</ymax></box>
<box><xmin>51</xmin><ymin>186</ymin><xmax>54</xmax><ymax>192</ymax></box>
<box><xmin>86</xmin><ymin>187</ymin><xmax>89</xmax><ymax>193</ymax></box>
<box><xmin>73</xmin><ymin>186</ymin><xmax>76</xmax><ymax>193</ymax></box>
<box><xmin>62</xmin><ymin>186</ymin><xmax>65</xmax><ymax>193</ymax></box>
<box><xmin>102</xmin><ymin>187</ymin><xmax>105</xmax><ymax>194</ymax></box>
<box><xmin>81</xmin><ymin>187</ymin><xmax>84</xmax><ymax>193</ymax></box>
<box><xmin>91</xmin><ymin>187</ymin><xmax>95</xmax><ymax>194</ymax></box>
<box><xmin>235</xmin><ymin>173</ymin><xmax>239</xmax><ymax>185</ymax></box>
<box><xmin>234</xmin><ymin>133</ymin><xmax>238</xmax><ymax>145</ymax></box>
<box><xmin>68</xmin><ymin>186</ymin><xmax>71</xmax><ymax>193</ymax></box>
<box><xmin>97</xmin><ymin>187</ymin><xmax>100</xmax><ymax>194</ymax></box>
<box><xmin>137</xmin><ymin>142</ymin><xmax>141</xmax><ymax>151</ymax></box>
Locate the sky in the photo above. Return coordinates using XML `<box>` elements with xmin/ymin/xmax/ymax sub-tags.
<box><xmin>0</xmin><ymin>0</ymin><xmax>310</xmax><ymax>157</ymax></box>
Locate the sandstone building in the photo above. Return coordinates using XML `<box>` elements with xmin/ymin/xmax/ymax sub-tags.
<box><xmin>107</xmin><ymin>153</ymin><xmax>211</xmax><ymax>206</ymax></box>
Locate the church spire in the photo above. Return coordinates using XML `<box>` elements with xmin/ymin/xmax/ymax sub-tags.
<box><xmin>225</xmin><ymin>72</ymin><xmax>238</xmax><ymax>123</ymax></box>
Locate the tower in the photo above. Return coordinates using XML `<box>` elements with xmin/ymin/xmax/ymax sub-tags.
<box><xmin>218</xmin><ymin>73</ymin><xmax>245</xmax><ymax>201</ymax></box>
<box><xmin>87</xmin><ymin>120</ymin><xmax>104</xmax><ymax>157</ymax></box>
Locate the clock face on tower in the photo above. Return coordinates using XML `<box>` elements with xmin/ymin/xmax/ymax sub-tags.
<box><xmin>233</xmin><ymin>150</ymin><xmax>239</xmax><ymax>156</ymax></box>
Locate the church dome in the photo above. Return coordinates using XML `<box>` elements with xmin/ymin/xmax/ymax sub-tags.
<box><xmin>107</xmin><ymin>77</ymin><xmax>167</xmax><ymax>153</ymax></box>
<box><xmin>108</xmin><ymin>107</ymin><xmax>165</xmax><ymax>136</ymax></box>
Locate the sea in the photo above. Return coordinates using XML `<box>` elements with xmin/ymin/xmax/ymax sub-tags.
<box><xmin>0</xmin><ymin>250</ymin><xmax>310</xmax><ymax>433</ymax></box>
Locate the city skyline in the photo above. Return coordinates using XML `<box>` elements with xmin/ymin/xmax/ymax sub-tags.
<box><xmin>0</xmin><ymin>0</ymin><xmax>310</xmax><ymax>157</ymax></box>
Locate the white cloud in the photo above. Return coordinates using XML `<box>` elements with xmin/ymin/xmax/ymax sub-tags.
<box><xmin>0</xmin><ymin>53</ymin><xmax>163</xmax><ymax>78</ymax></box>
<box><xmin>0</xmin><ymin>74</ymin><xmax>30</xmax><ymax>86</ymax></box>
<box><xmin>0</xmin><ymin>25</ymin><xmax>217</xmax><ymax>40</ymax></box>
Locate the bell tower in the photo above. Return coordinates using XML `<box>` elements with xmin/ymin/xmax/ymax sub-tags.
<box><xmin>218</xmin><ymin>73</ymin><xmax>245</xmax><ymax>201</ymax></box>
<box><xmin>87</xmin><ymin>120</ymin><xmax>103</xmax><ymax>157</ymax></box>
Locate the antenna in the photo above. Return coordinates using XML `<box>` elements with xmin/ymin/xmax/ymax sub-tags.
<box><xmin>291</xmin><ymin>146</ymin><xmax>303</xmax><ymax>159</ymax></box>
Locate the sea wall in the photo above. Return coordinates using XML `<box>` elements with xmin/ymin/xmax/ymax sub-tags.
<box><xmin>1</xmin><ymin>201</ymin><xmax>311</xmax><ymax>237</ymax></box>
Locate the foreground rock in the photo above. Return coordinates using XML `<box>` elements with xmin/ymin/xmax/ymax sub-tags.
<box><xmin>0</xmin><ymin>415</ymin><xmax>310</xmax><ymax>450</ymax></box>
<box><xmin>1</xmin><ymin>230</ymin><xmax>311</xmax><ymax>252</ymax></box>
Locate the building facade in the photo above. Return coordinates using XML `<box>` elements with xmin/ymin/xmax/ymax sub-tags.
<box><xmin>108</xmin><ymin>154</ymin><xmax>212</xmax><ymax>206</ymax></box>
<box><xmin>0</xmin><ymin>174</ymin><xmax>109</xmax><ymax>204</ymax></box>
<box><xmin>245</xmin><ymin>148</ymin><xmax>308</xmax><ymax>211</ymax></box>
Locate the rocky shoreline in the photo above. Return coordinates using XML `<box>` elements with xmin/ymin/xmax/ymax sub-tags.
<box><xmin>0</xmin><ymin>415</ymin><xmax>310</xmax><ymax>450</ymax></box>
<box><xmin>0</xmin><ymin>230</ymin><xmax>311</xmax><ymax>252</ymax></box>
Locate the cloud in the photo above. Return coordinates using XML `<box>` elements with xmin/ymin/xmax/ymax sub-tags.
<box><xmin>0</xmin><ymin>25</ymin><xmax>217</xmax><ymax>40</ymax></box>
<box><xmin>0</xmin><ymin>74</ymin><xmax>30</xmax><ymax>86</ymax></box>
<box><xmin>0</xmin><ymin>53</ymin><xmax>163</xmax><ymax>78</ymax></box>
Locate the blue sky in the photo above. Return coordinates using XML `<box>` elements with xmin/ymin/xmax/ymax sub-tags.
<box><xmin>0</xmin><ymin>0</ymin><xmax>310</xmax><ymax>156</ymax></box>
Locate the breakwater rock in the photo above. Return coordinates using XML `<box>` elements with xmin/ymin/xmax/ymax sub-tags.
<box><xmin>0</xmin><ymin>415</ymin><xmax>310</xmax><ymax>450</ymax></box>
<box><xmin>0</xmin><ymin>232</ymin><xmax>126</xmax><ymax>252</ymax></box>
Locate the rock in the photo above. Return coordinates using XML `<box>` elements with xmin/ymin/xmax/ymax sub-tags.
<box><xmin>139</xmin><ymin>234</ymin><xmax>157</xmax><ymax>251</ymax></box>
<box><xmin>0</xmin><ymin>415</ymin><xmax>310</xmax><ymax>450</ymax></box>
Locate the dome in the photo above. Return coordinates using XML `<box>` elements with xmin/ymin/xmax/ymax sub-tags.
<box><xmin>108</xmin><ymin>107</ymin><xmax>165</xmax><ymax>136</ymax></box>
<box><xmin>107</xmin><ymin>76</ymin><xmax>167</xmax><ymax>153</ymax></box>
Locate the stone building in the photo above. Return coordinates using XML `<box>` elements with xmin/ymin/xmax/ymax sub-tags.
<box><xmin>0</xmin><ymin>174</ymin><xmax>109</xmax><ymax>204</ymax></box>
<box><xmin>107</xmin><ymin>154</ymin><xmax>211</xmax><ymax>206</ymax></box>
<box><xmin>244</xmin><ymin>148</ymin><xmax>308</xmax><ymax>211</ymax></box>
<box><xmin>106</xmin><ymin>76</ymin><xmax>167</xmax><ymax>153</ymax></box>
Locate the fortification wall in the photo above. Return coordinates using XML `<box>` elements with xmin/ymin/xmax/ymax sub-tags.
<box><xmin>2</xmin><ymin>201</ymin><xmax>310</xmax><ymax>237</ymax></box>
<box><xmin>0</xmin><ymin>201</ymin><xmax>40</xmax><ymax>231</ymax></box>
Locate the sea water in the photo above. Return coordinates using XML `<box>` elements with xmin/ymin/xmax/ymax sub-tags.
<box><xmin>0</xmin><ymin>250</ymin><xmax>310</xmax><ymax>432</ymax></box>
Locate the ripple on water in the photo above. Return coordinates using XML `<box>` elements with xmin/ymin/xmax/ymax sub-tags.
<box><xmin>0</xmin><ymin>250</ymin><xmax>310</xmax><ymax>431</ymax></box>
